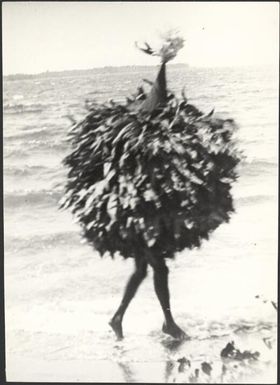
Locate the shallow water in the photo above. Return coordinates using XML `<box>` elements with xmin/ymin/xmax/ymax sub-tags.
<box><xmin>4</xmin><ymin>64</ymin><xmax>278</xmax><ymax>382</ymax></box>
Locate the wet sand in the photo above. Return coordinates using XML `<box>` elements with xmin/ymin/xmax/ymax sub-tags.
<box><xmin>6</xmin><ymin>328</ymin><xmax>277</xmax><ymax>383</ymax></box>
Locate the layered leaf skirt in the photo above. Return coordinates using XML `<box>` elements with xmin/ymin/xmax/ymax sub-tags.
<box><xmin>61</xmin><ymin>90</ymin><xmax>241</xmax><ymax>260</ymax></box>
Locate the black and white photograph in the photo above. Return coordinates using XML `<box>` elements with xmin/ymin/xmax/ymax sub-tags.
<box><xmin>2</xmin><ymin>1</ymin><xmax>278</xmax><ymax>383</ymax></box>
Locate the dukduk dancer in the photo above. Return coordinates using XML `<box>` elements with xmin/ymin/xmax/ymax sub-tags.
<box><xmin>61</xmin><ymin>33</ymin><xmax>241</xmax><ymax>340</ymax></box>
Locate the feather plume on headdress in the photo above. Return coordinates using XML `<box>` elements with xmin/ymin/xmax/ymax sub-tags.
<box><xmin>135</xmin><ymin>32</ymin><xmax>185</xmax><ymax>112</ymax></box>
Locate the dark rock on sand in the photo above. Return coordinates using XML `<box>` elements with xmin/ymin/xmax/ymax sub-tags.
<box><xmin>221</xmin><ymin>341</ymin><xmax>260</xmax><ymax>361</ymax></box>
<box><xmin>201</xmin><ymin>361</ymin><xmax>212</xmax><ymax>376</ymax></box>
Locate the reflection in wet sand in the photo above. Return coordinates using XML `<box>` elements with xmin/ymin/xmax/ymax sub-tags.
<box><xmin>161</xmin><ymin>338</ymin><xmax>187</xmax><ymax>351</ymax></box>
<box><xmin>164</xmin><ymin>360</ymin><xmax>176</xmax><ymax>382</ymax></box>
<box><xmin>117</xmin><ymin>361</ymin><xmax>136</xmax><ymax>383</ymax></box>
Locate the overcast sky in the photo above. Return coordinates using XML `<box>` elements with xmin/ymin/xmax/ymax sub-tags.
<box><xmin>2</xmin><ymin>1</ymin><xmax>279</xmax><ymax>75</ymax></box>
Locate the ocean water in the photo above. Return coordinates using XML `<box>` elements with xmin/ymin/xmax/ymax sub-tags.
<box><xmin>4</xmin><ymin>65</ymin><xmax>278</xmax><ymax>383</ymax></box>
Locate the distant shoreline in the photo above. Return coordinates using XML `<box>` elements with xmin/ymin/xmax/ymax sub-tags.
<box><xmin>4</xmin><ymin>63</ymin><xmax>275</xmax><ymax>81</ymax></box>
<box><xmin>3</xmin><ymin>63</ymin><xmax>189</xmax><ymax>81</ymax></box>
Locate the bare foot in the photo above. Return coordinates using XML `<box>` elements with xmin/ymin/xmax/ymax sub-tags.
<box><xmin>109</xmin><ymin>316</ymin><xmax>124</xmax><ymax>340</ymax></box>
<box><xmin>162</xmin><ymin>322</ymin><xmax>190</xmax><ymax>340</ymax></box>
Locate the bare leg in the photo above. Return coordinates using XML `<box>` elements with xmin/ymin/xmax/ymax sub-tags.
<box><xmin>109</xmin><ymin>258</ymin><xmax>147</xmax><ymax>339</ymax></box>
<box><xmin>147</xmin><ymin>255</ymin><xmax>188</xmax><ymax>340</ymax></box>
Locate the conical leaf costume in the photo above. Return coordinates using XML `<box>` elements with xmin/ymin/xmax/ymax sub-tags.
<box><xmin>61</xmin><ymin>36</ymin><xmax>241</xmax><ymax>260</ymax></box>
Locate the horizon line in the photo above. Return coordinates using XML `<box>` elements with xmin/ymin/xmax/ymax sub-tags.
<box><xmin>3</xmin><ymin>62</ymin><xmax>189</xmax><ymax>78</ymax></box>
<box><xmin>3</xmin><ymin>62</ymin><xmax>276</xmax><ymax>78</ymax></box>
